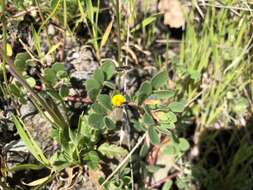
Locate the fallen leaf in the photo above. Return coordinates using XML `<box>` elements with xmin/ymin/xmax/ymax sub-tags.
<box><xmin>158</xmin><ymin>0</ymin><xmax>187</xmax><ymax>28</ymax></box>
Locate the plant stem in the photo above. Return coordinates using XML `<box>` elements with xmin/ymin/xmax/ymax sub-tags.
<box><xmin>100</xmin><ymin>132</ymin><xmax>147</xmax><ymax>188</ymax></box>
<box><xmin>1</xmin><ymin>0</ymin><xmax>8</xmax><ymax>85</ymax></box>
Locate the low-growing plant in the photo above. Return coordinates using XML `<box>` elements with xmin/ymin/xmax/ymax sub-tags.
<box><xmin>5</xmin><ymin>47</ymin><xmax>190</xmax><ymax>188</ymax></box>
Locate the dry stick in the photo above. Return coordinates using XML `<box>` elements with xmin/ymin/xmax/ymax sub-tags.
<box><xmin>149</xmin><ymin>172</ymin><xmax>179</xmax><ymax>188</ymax></box>
<box><xmin>100</xmin><ymin>132</ymin><xmax>148</xmax><ymax>188</ymax></box>
<box><xmin>200</xmin><ymin>3</ymin><xmax>253</xmax><ymax>12</ymax></box>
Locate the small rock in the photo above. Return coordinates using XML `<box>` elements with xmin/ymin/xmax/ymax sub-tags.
<box><xmin>47</xmin><ymin>24</ymin><xmax>56</xmax><ymax>36</ymax></box>
<box><xmin>20</xmin><ymin>101</ymin><xmax>36</xmax><ymax>119</ymax></box>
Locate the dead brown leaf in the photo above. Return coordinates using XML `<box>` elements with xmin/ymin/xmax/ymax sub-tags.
<box><xmin>158</xmin><ymin>0</ymin><xmax>188</xmax><ymax>28</ymax></box>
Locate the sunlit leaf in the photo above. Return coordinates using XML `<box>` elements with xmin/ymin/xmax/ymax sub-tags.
<box><xmin>98</xmin><ymin>143</ymin><xmax>127</xmax><ymax>159</ymax></box>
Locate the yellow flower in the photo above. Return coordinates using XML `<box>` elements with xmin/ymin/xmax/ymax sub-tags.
<box><xmin>112</xmin><ymin>94</ymin><xmax>126</xmax><ymax>107</ymax></box>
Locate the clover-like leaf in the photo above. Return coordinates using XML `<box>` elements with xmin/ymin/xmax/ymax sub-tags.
<box><xmin>162</xmin><ymin>180</ymin><xmax>173</xmax><ymax>190</ymax></box>
<box><xmin>43</xmin><ymin>68</ymin><xmax>56</xmax><ymax>84</ymax></box>
<box><xmin>138</xmin><ymin>81</ymin><xmax>152</xmax><ymax>96</ymax></box>
<box><xmin>14</xmin><ymin>52</ymin><xmax>30</xmax><ymax>72</ymax></box>
<box><xmin>52</xmin><ymin>63</ymin><xmax>64</xmax><ymax>72</ymax></box>
<box><xmin>101</xmin><ymin>61</ymin><xmax>115</xmax><ymax>80</ymax></box>
<box><xmin>88</xmin><ymin>113</ymin><xmax>104</xmax><ymax>129</ymax></box>
<box><xmin>178</xmin><ymin>138</ymin><xmax>190</xmax><ymax>152</ymax></box>
<box><xmin>26</xmin><ymin>77</ymin><xmax>36</xmax><ymax>88</ymax></box>
<box><xmin>92</xmin><ymin>103</ymin><xmax>107</xmax><ymax>114</ymax></box>
<box><xmin>98</xmin><ymin>94</ymin><xmax>112</xmax><ymax>110</ymax></box>
<box><xmin>104</xmin><ymin>117</ymin><xmax>116</xmax><ymax>130</ymax></box>
<box><xmin>151</xmin><ymin>69</ymin><xmax>168</xmax><ymax>89</ymax></box>
<box><xmin>153</xmin><ymin>90</ymin><xmax>175</xmax><ymax>99</ymax></box>
<box><xmin>143</xmin><ymin>113</ymin><xmax>155</xmax><ymax>126</ymax></box>
<box><xmin>88</xmin><ymin>89</ymin><xmax>99</xmax><ymax>102</ymax></box>
<box><xmin>86</xmin><ymin>79</ymin><xmax>101</xmax><ymax>92</ymax></box>
<box><xmin>59</xmin><ymin>84</ymin><xmax>69</xmax><ymax>97</ymax></box>
<box><xmin>168</xmin><ymin>101</ymin><xmax>184</xmax><ymax>113</ymax></box>
<box><xmin>83</xmin><ymin>151</ymin><xmax>100</xmax><ymax>170</ymax></box>
<box><xmin>98</xmin><ymin>143</ymin><xmax>127</xmax><ymax>159</ymax></box>
<box><xmin>148</xmin><ymin>126</ymin><xmax>160</xmax><ymax>145</ymax></box>
<box><xmin>94</xmin><ymin>69</ymin><xmax>104</xmax><ymax>83</ymax></box>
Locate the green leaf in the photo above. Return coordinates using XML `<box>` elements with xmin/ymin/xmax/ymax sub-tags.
<box><xmin>52</xmin><ymin>63</ymin><xmax>64</xmax><ymax>72</ymax></box>
<box><xmin>138</xmin><ymin>81</ymin><xmax>152</xmax><ymax>96</ymax></box>
<box><xmin>148</xmin><ymin>126</ymin><xmax>160</xmax><ymax>145</ymax></box>
<box><xmin>14</xmin><ymin>53</ymin><xmax>30</xmax><ymax>72</ymax></box>
<box><xmin>83</xmin><ymin>151</ymin><xmax>100</xmax><ymax>170</ymax></box>
<box><xmin>92</xmin><ymin>103</ymin><xmax>107</xmax><ymax>114</ymax></box>
<box><xmin>131</xmin><ymin>14</ymin><xmax>159</xmax><ymax>32</ymax></box>
<box><xmin>86</xmin><ymin>79</ymin><xmax>101</xmax><ymax>92</ymax></box>
<box><xmin>97</xmin><ymin>94</ymin><xmax>112</xmax><ymax>111</ymax></box>
<box><xmin>104</xmin><ymin>117</ymin><xmax>116</xmax><ymax>130</ymax></box>
<box><xmin>43</xmin><ymin>68</ymin><xmax>56</xmax><ymax>83</ymax></box>
<box><xmin>139</xmin><ymin>143</ymin><xmax>149</xmax><ymax>158</ymax></box>
<box><xmin>168</xmin><ymin>102</ymin><xmax>184</xmax><ymax>113</ymax></box>
<box><xmin>32</xmin><ymin>25</ymin><xmax>41</xmax><ymax>56</ymax></box>
<box><xmin>88</xmin><ymin>89</ymin><xmax>99</xmax><ymax>101</ymax></box>
<box><xmin>88</xmin><ymin>113</ymin><xmax>104</xmax><ymax>129</ymax></box>
<box><xmin>133</xmin><ymin>121</ymin><xmax>146</xmax><ymax>132</ymax></box>
<box><xmin>151</xmin><ymin>70</ymin><xmax>168</xmax><ymax>89</ymax></box>
<box><xmin>103</xmin><ymin>81</ymin><xmax>116</xmax><ymax>90</ymax></box>
<box><xmin>101</xmin><ymin>61</ymin><xmax>115</xmax><ymax>80</ymax></box>
<box><xmin>234</xmin><ymin>97</ymin><xmax>248</xmax><ymax>114</ymax></box>
<box><xmin>59</xmin><ymin>85</ymin><xmax>69</xmax><ymax>97</ymax></box>
<box><xmin>9</xmin><ymin>84</ymin><xmax>21</xmax><ymax>97</ymax></box>
<box><xmin>167</xmin><ymin>112</ymin><xmax>177</xmax><ymax>123</ymax></box>
<box><xmin>163</xmin><ymin>123</ymin><xmax>175</xmax><ymax>130</ymax></box>
<box><xmin>162</xmin><ymin>180</ymin><xmax>173</xmax><ymax>190</ymax></box>
<box><xmin>12</xmin><ymin>116</ymin><xmax>49</xmax><ymax>166</ymax></box>
<box><xmin>143</xmin><ymin>113</ymin><xmax>155</xmax><ymax>126</ymax></box>
<box><xmin>163</xmin><ymin>146</ymin><xmax>176</xmax><ymax>155</ymax></box>
<box><xmin>25</xmin><ymin>77</ymin><xmax>36</xmax><ymax>88</ymax></box>
<box><xmin>98</xmin><ymin>143</ymin><xmax>127</xmax><ymax>159</ymax></box>
<box><xmin>94</xmin><ymin>69</ymin><xmax>104</xmax><ymax>83</ymax></box>
<box><xmin>153</xmin><ymin>90</ymin><xmax>175</xmax><ymax>99</ymax></box>
<box><xmin>56</xmin><ymin>70</ymin><xmax>68</xmax><ymax>79</ymax></box>
<box><xmin>8</xmin><ymin>163</ymin><xmax>44</xmax><ymax>172</ymax></box>
<box><xmin>137</xmin><ymin>93</ymin><xmax>148</xmax><ymax>105</ymax></box>
<box><xmin>156</xmin><ymin>125</ymin><xmax>172</xmax><ymax>135</ymax></box>
<box><xmin>178</xmin><ymin>138</ymin><xmax>190</xmax><ymax>152</ymax></box>
<box><xmin>146</xmin><ymin>165</ymin><xmax>162</xmax><ymax>173</ymax></box>
<box><xmin>155</xmin><ymin>111</ymin><xmax>177</xmax><ymax>124</ymax></box>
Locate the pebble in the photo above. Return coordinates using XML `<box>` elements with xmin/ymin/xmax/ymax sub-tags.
<box><xmin>20</xmin><ymin>101</ymin><xmax>36</xmax><ymax>119</ymax></box>
<box><xmin>47</xmin><ymin>24</ymin><xmax>56</xmax><ymax>36</ymax></box>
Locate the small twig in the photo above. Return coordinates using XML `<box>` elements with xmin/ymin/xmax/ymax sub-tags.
<box><xmin>99</xmin><ymin>132</ymin><xmax>148</xmax><ymax>189</ymax></box>
<box><xmin>19</xmin><ymin>39</ymin><xmax>41</xmax><ymax>64</ymax></box>
<box><xmin>200</xmin><ymin>2</ymin><xmax>253</xmax><ymax>12</ymax></box>
<box><xmin>11</xmin><ymin>6</ymin><xmax>40</xmax><ymax>18</ymax></box>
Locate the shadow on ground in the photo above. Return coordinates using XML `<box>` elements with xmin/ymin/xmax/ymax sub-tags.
<box><xmin>192</xmin><ymin>119</ymin><xmax>253</xmax><ymax>190</ymax></box>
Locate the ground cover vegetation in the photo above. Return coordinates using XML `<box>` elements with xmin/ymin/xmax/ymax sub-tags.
<box><xmin>0</xmin><ymin>0</ymin><xmax>253</xmax><ymax>189</ymax></box>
